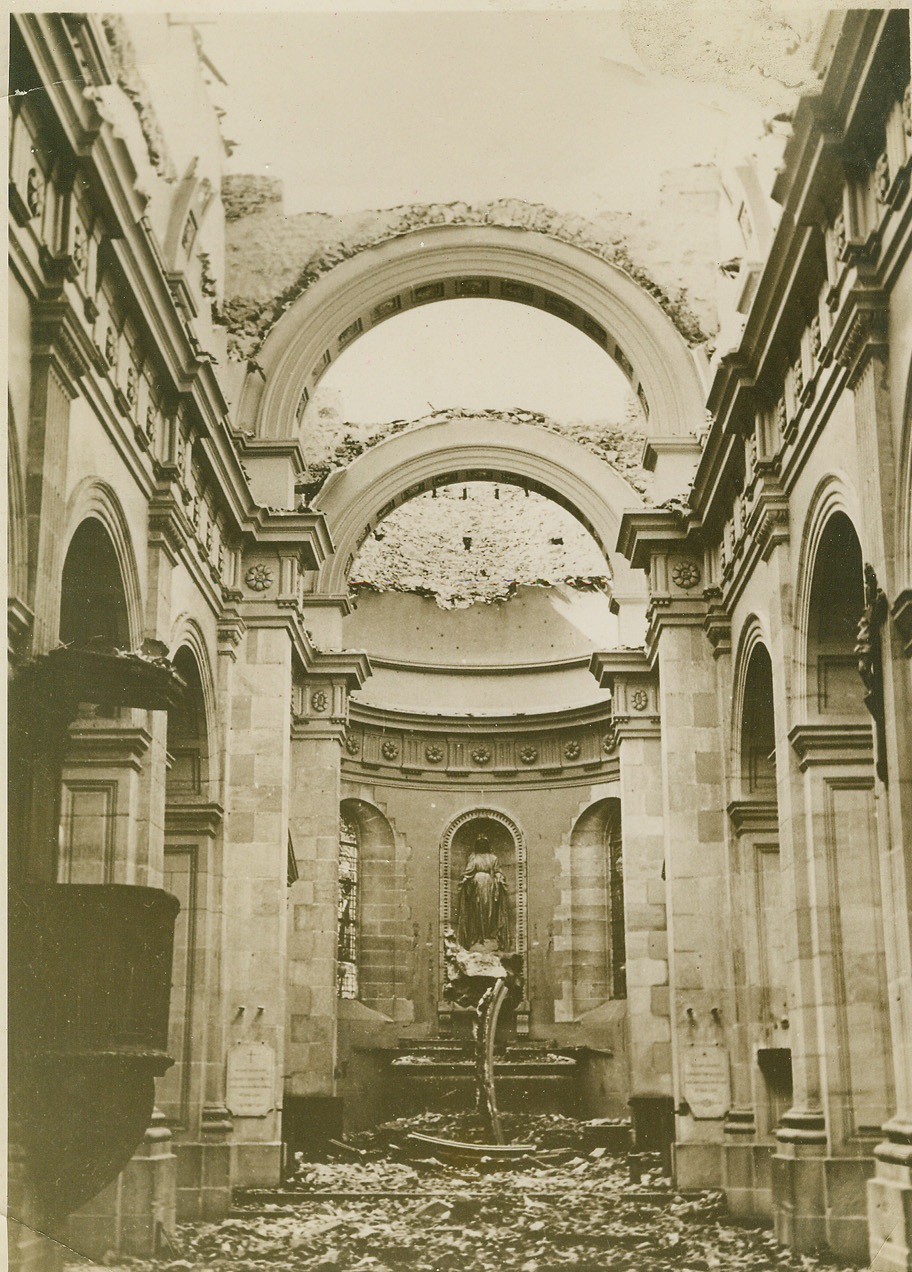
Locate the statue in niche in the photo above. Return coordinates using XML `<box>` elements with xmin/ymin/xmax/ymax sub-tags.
<box><xmin>455</xmin><ymin>835</ymin><xmax>511</xmax><ymax>950</ymax></box>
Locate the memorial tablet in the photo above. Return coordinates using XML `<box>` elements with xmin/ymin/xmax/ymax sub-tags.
<box><xmin>682</xmin><ymin>1044</ymin><xmax>730</xmax><ymax>1119</ymax></box>
<box><xmin>227</xmin><ymin>1040</ymin><xmax>275</xmax><ymax>1117</ymax></box>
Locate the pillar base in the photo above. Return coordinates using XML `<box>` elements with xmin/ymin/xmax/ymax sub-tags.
<box><xmin>66</xmin><ymin>1109</ymin><xmax>176</xmax><ymax>1260</ymax></box>
<box><xmin>723</xmin><ymin>1110</ymin><xmax>773</xmax><ymax>1222</ymax></box>
<box><xmin>176</xmin><ymin>1107</ymin><xmax>233</xmax><ymax>1222</ymax></box>
<box><xmin>673</xmin><ymin>1140</ymin><xmax>724</xmax><ymax>1190</ymax></box>
<box><xmin>230</xmin><ymin>1140</ymin><xmax>282</xmax><ymax>1189</ymax></box>
<box><xmin>868</xmin><ymin>1121</ymin><xmax>912</xmax><ymax>1271</ymax></box>
<box><xmin>774</xmin><ymin>1110</ymin><xmax>875</xmax><ymax>1265</ymax></box>
<box><xmin>773</xmin><ymin>1109</ymin><xmax>828</xmax><ymax>1255</ymax></box>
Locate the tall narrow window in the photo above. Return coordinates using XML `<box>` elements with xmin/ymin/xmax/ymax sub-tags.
<box><xmin>607</xmin><ymin>813</ymin><xmax>627</xmax><ymax>999</ymax></box>
<box><xmin>337</xmin><ymin>817</ymin><xmax>359</xmax><ymax>999</ymax></box>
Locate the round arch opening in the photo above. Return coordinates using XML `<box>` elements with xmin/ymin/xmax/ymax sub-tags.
<box><xmin>241</xmin><ymin>226</ymin><xmax>705</xmax><ymax>442</ymax></box>
<box><xmin>59</xmin><ymin>518</ymin><xmax>131</xmax><ymax>650</ymax></box>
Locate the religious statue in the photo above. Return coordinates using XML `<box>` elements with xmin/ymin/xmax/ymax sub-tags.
<box><xmin>455</xmin><ymin>836</ymin><xmax>511</xmax><ymax>950</ymax></box>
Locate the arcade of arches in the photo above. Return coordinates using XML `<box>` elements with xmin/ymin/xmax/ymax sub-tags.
<box><xmin>8</xmin><ymin>11</ymin><xmax>912</xmax><ymax>1272</ymax></box>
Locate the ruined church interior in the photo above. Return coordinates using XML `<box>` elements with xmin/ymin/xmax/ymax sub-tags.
<box><xmin>7</xmin><ymin>8</ymin><xmax>912</xmax><ymax>1271</ymax></box>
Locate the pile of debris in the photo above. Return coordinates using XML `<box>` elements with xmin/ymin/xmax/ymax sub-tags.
<box><xmin>65</xmin><ymin>1115</ymin><xmax>859</xmax><ymax>1272</ymax></box>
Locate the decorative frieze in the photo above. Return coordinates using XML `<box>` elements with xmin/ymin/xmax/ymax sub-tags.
<box><xmin>343</xmin><ymin>704</ymin><xmax>615</xmax><ymax>783</ymax></box>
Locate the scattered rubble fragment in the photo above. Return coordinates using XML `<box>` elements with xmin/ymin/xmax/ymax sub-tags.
<box><xmin>64</xmin><ymin>1114</ymin><xmax>858</xmax><ymax>1272</ymax></box>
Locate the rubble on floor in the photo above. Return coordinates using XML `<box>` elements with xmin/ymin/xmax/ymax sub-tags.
<box><xmin>63</xmin><ymin>1115</ymin><xmax>859</xmax><ymax>1272</ymax></box>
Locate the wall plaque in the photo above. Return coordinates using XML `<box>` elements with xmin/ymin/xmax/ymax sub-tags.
<box><xmin>682</xmin><ymin>1045</ymin><xmax>730</xmax><ymax>1119</ymax></box>
<box><xmin>226</xmin><ymin>1041</ymin><xmax>275</xmax><ymax>1118</ymax></box>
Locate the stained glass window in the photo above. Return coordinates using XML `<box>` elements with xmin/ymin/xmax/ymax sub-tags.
<box><xmin>337</xmin><ymin>817</ymin><xmax>359</xmax><ymax>998</ymax></box>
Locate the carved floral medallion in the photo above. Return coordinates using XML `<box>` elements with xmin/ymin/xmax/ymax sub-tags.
<box><xmin>245</xmin><ymin>562</ymin><xmax>273</xmax><ymax>592</ymax></box>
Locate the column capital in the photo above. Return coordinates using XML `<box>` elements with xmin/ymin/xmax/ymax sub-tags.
<box><xmin>290</xmin><ymin>650</ymin><xmax>371</xmax><ymax>741</ymax></box>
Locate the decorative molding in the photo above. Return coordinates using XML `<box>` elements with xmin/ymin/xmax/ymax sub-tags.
<box><xmin>64</xmin><ymin>724</ymin><xmax>152</xmax><ymax>771</ymax></box>
<box><xmin>439</xmin><ymin>806</ymin><xmax>528</xmax><ymax>1009</ymax></box>
<box><xmin>671</xmin><ymin>559</ymin><xmax>701</xmax><ymax>590</ymax></box>
<box><xmin>228</xmin><ymin>199</ymin><xmax>708</xmax><ymax>363</ymax></box>
<box><xmin>727</xmin><ymin>798</ymin><xmax>778</xmax><ymax>837</ymax></box>
<box><xmin>244</xmin><ymin>562</ymin><xmax>274</xmax><ymax>592</ymax></box>
<box><xmin>788</xmin><ymin>722</ymin><xmax>874</xmax><ymax>770</ymax></box>
<box><xmin>164</xmin><ymin>802</ymin><xmax>224</xmax><ymax>837</ymax></box>
<box><xmin>342</xmin><ymin>702</ymin><xmax>617</xmax><ymax>784</ymax></box>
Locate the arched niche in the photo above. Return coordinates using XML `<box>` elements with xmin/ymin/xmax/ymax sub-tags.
<box><xmin>160</xmin><ymin>642</ymin><xmax>221</xmax><ymax>1130</ymax></box>
<box><xmin>440</xmin><ymin>809</ymin><xmax>527</xmax><ymax>976</ymax></box>
<box><xmin>61</xmin><ymin>480</ymin><xmax>144</xmax><ymax>651</ymax></box>
<box><xmin>340</xmin><ymin>797</ymin><xmax>410</xmax><ymax>1019</ymax></box>
<box><xmin>239</xmin><ymin>226</ymin><xmax>705</xmax><ymax>442</ymax></box>
<box><xmin>805</xmin><ymin>511</ymin><xmax>866</xmax><ymax>719</ymax></box>
<box><xmin>730</xmin><ymin>627</ymin><xmax>790</xmax><ymax>1132</ymax></box>
<box><xmin>166</xmin><ymin>648</ymin><xmax>212</xmax><ymax>802</ymax></box>
<box><xmin>311</xmin><ymin>417</ymin><xmax>647</xmax><ymax>611</ymax></box>
<box><xmin>59</xmin><ymin>518</ymin><xmax>132</xmax><ymax>650</ymax></box>
<box><xmin>555</xmin><ymin>797</ymin><xmax>625</xmax><ymax>1022</ymax></box>
<box><xmin>739</xmin><ymin>642</ymin><xmax>776</xmax><ymax>795</ymax></box>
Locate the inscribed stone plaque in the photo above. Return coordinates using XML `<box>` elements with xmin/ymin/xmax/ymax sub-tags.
<box><xmin>682</xmin><ymin>1045</ymin><xmax>730</xmax><ymax>1119</ymax></box>
<box><xmin>227</xmin><ymin>1041</ymin><xmax>275</xmax><ymax>1118</ymax></box>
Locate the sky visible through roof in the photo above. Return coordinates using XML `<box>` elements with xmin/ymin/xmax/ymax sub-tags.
<box><xmin>199</xmin><ymin>9</ymin><xmax>779</xmax><ymax>422</ymax></box>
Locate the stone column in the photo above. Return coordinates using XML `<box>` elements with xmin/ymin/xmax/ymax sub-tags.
<box><xmin>590</xmin><ymin>654</ymin><xmax>671</xmax><ymax>1115</ymax></box>
<box><xmin>220</xmin><ymin>608</ymin><xmax>292</xmax><ymax>1188</ymax></box>
<box><xmin>286</xmin><ymin>654</ymin><xmax>370</xmax><ymax>1116</ymax></box>
<box><xmin>838</xmin><ymin>333</ymin><xmax>912</xmax><ymax>1270</ymax></box>
<box><xmin>762</xmin><ymin>534</ymin><xmax>831</xmax><ymax>1256</ymax></box>
<box><xmin>650</xmin><ymin>558</ymin><xmax>731</xmax><ymax>1191</ymax></box>
<box><xmin>27</xmin><ymin>302</ymin><xmax>84</xmax><ymax>651</ymax></box>
<box><xmin>162</xmin><ymin>803</ymin><xmax>231</xmax><ymax>1222</ymax></box>
<box><xmin>725</xmin><ymin>799</ymin><xmax>784</xmax><ymax>1222</ymax></box>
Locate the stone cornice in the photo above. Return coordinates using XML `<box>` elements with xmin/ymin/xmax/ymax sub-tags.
<box><xmin>615</xmin><ymin>509</ymin><xmax>702</xmax><ymax>573</ymax></box>
<box><xmin>343</xmin><ymin>701</ymin><xmax>617</xmax><ymax>786</ymax></box>
<box><xmin>308</xmin><ymin>649</ymin><xmax>372</xmax><ymax>691</ymax></box>
<box><xmin>242</xmin><ymin>508</ymin><xmax>333</xmax><ymax>570</ymax></box>
<box><xmin>695</xmin><ymin>9</ymin><xmax>906</xmax><ymax>540</ymax></box>
<box><xmin>348</xmin><ymin>699</ymin><xmax>613</xmax><ymax>735</ymax></box>
<box><xmin>727</xmin><ymin>798</ymin><xmax>779</xmax><ymax>837</ymax></box>
<box><xmin>788</xmin><ymin>721</ymin><xmax>874</xmax><ymax>769</ymax></box>
<box><xmin>588</xmin><ymin>648</ymin><xmax>652</xmax><ymax>686</ymax></box>
<box><xmin>165</xmin><ymin>801</ymin><xmax>224</xmax><ymax>837</ymax></box>
<box><xmin>376</xmin><ymin>653</ymin><xmax>595</xmax><ymax>678</ymax></box>
<box><xmin>828</xmin><ymin>285</ymin><xmax>889</xmax><ymax>389</ymax></box>
<box><xmin>300</xmin><ymin>593</ymin><xmax>355</xmax><ymax>617</ymax></box>
<box><xmin>64</xmin><ymin>724</ymin><xmax>153</xmax><ymax>771</ymax></box>
<box><xmin>233</xmin><ymin>432</ymin><xmax>307</xmax><ymax>469</ymax></box>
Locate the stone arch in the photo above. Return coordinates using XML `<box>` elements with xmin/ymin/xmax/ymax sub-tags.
<box><xmin>554</xmin><ymin>796</ymin><xmax>625</xmax><ymax>1022</ymax></box>
<box><xmin>794</xmin><ymin>476</ymin><xmax>865</xmax><ymax>723</ymax></box>
<box><xmin>167</xmin><ymin>649</ymin><xmax>214</xmax><ymax>803</ymax></box>
<box><xmin>732</xmin><ymin>619</ymin><xmax>776</xmax><ymax>797</ymax></box>
<box><xmin>312</xmin><ymin>417</ymin><xmax>647</xmax><ymax>609</ymax></box>
<box><xmin>238</xmin><ymin>225</ymin><xmax>706</xmax><ymax>442</ymax></box>
<box><xmin>168</xmin><ymin>618</ymin><xmax>219</xmax><ymax>796</ymax></box>
<box><xmin>340</xmin><ymin>798</ymin><xmax>409</xmax><ymax>1017</ymax></box>
<box><xmin>61</xmin><ymin>479</ymin><xmax>144</xmax><ymax>649</ymax></box>
<box><xmin>164</xmin><ymin>161</ymin><xmax>216</xmax><ymax>271</ymax></box>
<box><xmin>440</xmin><ymin>808</ymin><xmax>527</xmax><ymax>965</ymax></box>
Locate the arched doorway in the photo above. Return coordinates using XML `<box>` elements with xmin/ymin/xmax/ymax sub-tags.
<box><xmin>729</xmin><ymin>632</ymin><xmax>789</xmax><ymax>1211</ymax></box>
<box><xmin>53</xmin><ymin>518</ymin><xmax>135</xmax><ymax>886</ymax></box>
<box><xmin>795</xmin><ymin>509</ymin><xmax>893</xmax><ymax>1146</ymax></box>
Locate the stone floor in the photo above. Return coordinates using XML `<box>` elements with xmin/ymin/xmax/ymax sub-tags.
<box><xmin>63</xmin><ymin>1115</ymin><xmax>860</xmax><ymax>1272</ymax></box>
